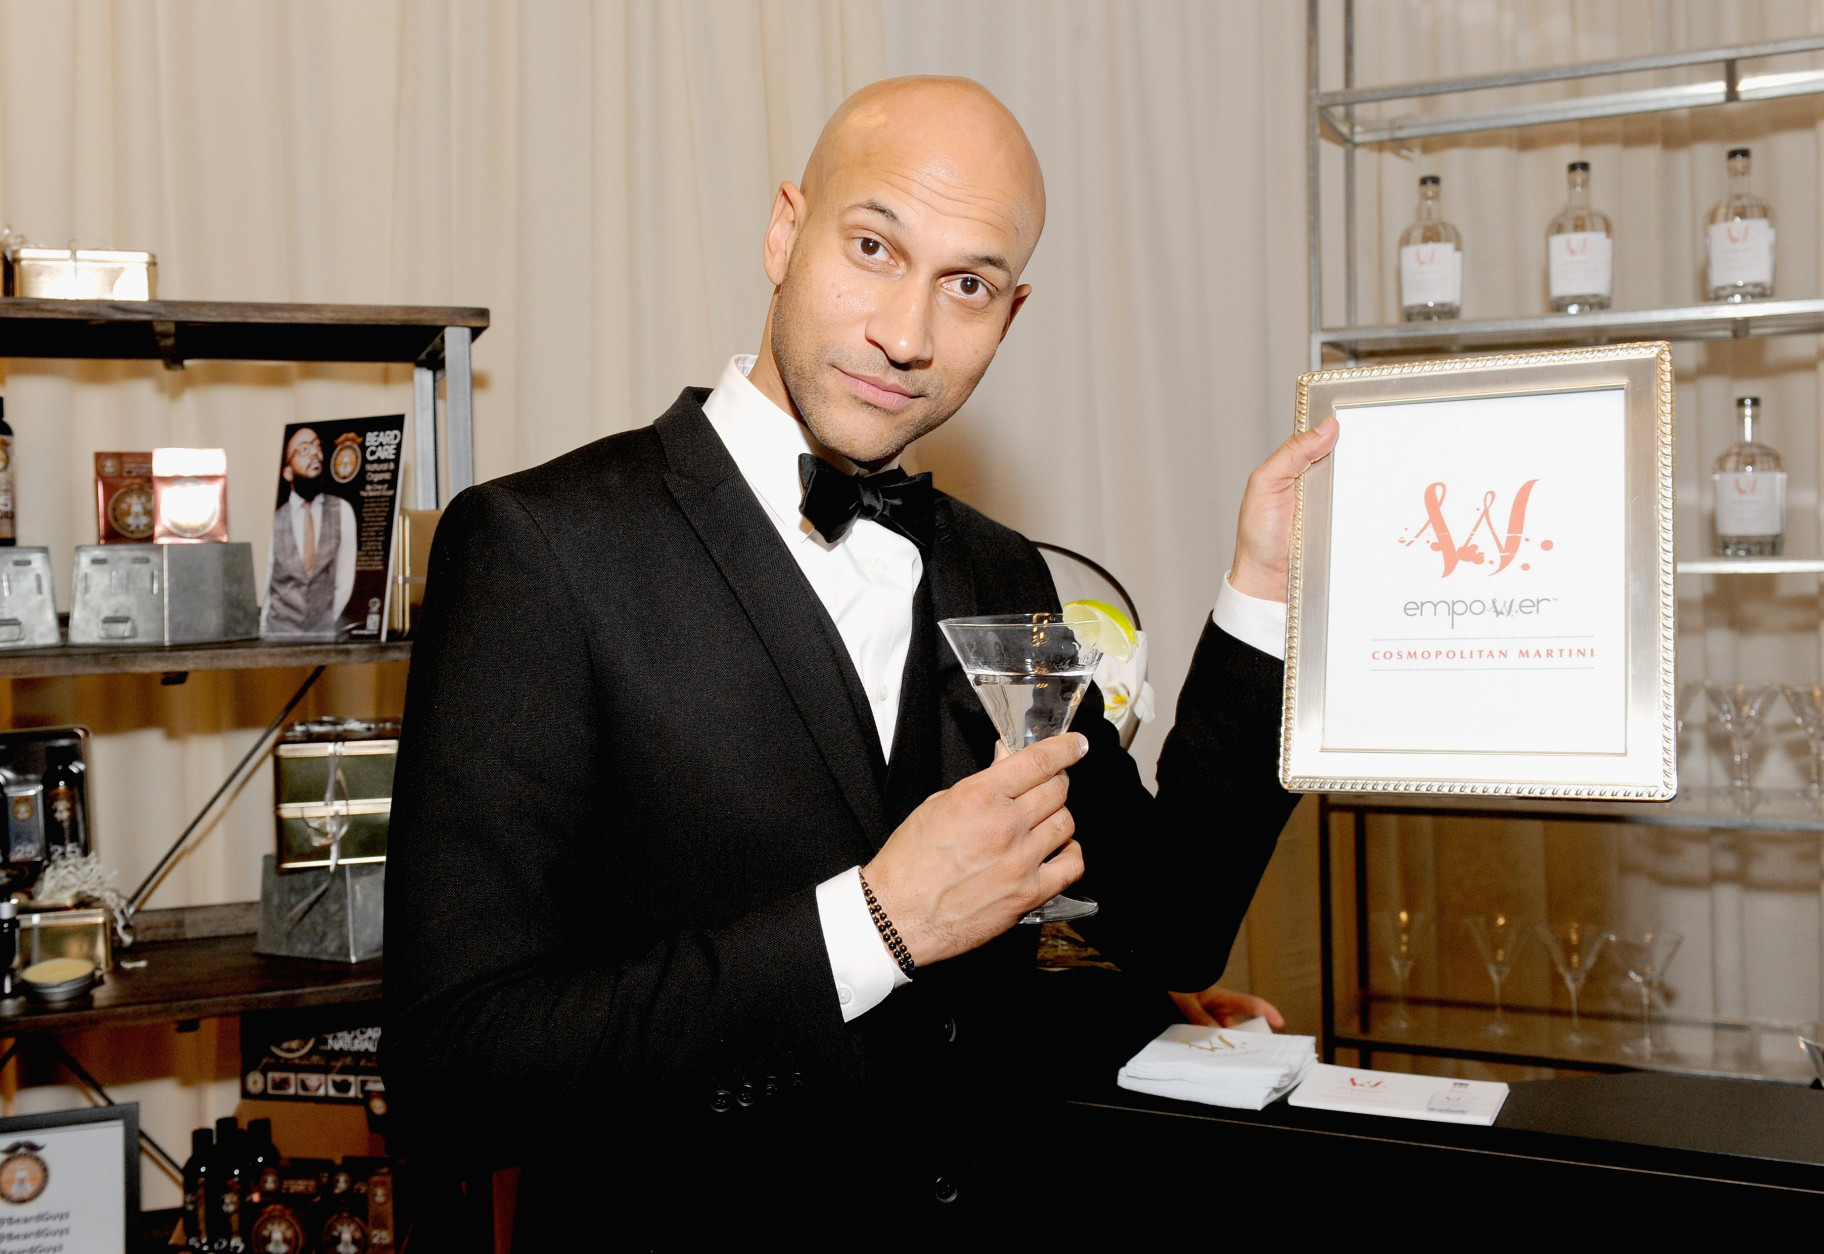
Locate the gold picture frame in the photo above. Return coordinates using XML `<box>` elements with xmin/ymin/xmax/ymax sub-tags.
<box><xmin>1280</xmin><ymin>341</ymin><xmax>1675</xmax><ymax>798</ymax></box>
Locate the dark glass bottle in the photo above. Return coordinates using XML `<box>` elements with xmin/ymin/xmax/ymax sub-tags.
<box><xmin>244</xmin><ymin>1118</ymin><xmax>278</xmax><ymax>1203</ymax></box>
<box><xmin>0</xmin><ymin>900</ymin><xmax>15</xmax><ymax>997</ymax></box>
<box><xmin>208</xmin><ymin>1118</ymin><xmax>245</xmax><ymax>1252</ymax></box>
<box><xmin>185</xmin><ymin>1127</ymin><xmax>215</xmax><ymax>1251</ymax></box>
<box><xmin>41</xmin><ymin>744</ymin><xmax>86</xmax><ymax>860</ymax></box>
<box><xmin>0</xmin><ymin>397</ymin><xmax>14</xmax><ymax>547</ymax></box>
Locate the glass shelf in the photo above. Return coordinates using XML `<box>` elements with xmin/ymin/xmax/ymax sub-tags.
<box><xmin>1677</xmin><ymin>558</ymin><xmax>1824</xmax><ymax>575</ymax></box>
<box><xmin>0</xmin><ymin>638</ymin><xmax>409</xmax><ymax>680</ymax></box>
<box><xmin>1323</xmin><ymin>787</ymin><xmax>1824</xmax><ymax>834</ymax></box>
<box><xmin>1314</xmin><ymin>297</ymin><xmax>1824</xmax><ymax>361</ymax></box>
<box><xmin>1335</xmin><ymin>996</ymin><xmax>1819</xmax><ymax>1085</ymax></box>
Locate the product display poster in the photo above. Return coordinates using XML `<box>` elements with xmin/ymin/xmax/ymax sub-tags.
<box><xmin>0</xmin><ymin>1104</ymin><xmax>136</xmax><ymax>1252</ymax></box>
<box><xmin>261</xmin><ymin>415</ymin><xmax>405</xmax><ymax>641</ymax></box>
<box><xmin>1321</xmin><ymin>388</ymin><xmax>1628</xmax><ymax>757</ymax></box>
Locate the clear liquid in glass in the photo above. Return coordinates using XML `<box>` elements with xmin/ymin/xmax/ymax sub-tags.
<box><xmin>967</xmin><ymin>670</ymin><xmax>1095</xmax><ymax>751</ymax></box>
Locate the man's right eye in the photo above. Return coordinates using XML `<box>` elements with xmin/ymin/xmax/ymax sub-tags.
<box><xmin>858</xmin><ymin>238</ymin><xmax>881</xmax><ymax>257</ymax></box>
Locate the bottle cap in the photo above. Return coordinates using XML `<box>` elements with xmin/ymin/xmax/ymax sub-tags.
<box><xmin>1738</xmin><ymin>396</ymin><xmax>1761</xmax><ymax>408</ymax></box>
<box><xmin>1729</xmin><ymin>146</ymin><xmax>1751</xmax><ymax>160</ymax></box>
<box><xmin>248</xmin><ymin>1116</ymin><xmax>273</xmax><ymax>1147</ymax></box>
<box><xmin>1419</xmin><ymin>174</ymin><xmax>1440</xmax><ymax>185</ymax></box>
<box><xmin>192</xmin><ymin>1128</ymin><xmax>213</xmax><ymax>1156</ymax></box>
<box><xmin>0</xmin><ymin>901</ymin><xmax>14</xmax><ymax>920</ymax></box>
<box><xmin>1568</xmin><ymin>160</ymin><xmax>1590</xmax><ymax>172</ymax></box>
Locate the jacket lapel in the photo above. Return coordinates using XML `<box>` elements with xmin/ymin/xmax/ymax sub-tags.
<box><xmin>656</xmin><ymin>396</ymin><xmax>889</xmax><ymax>840</ymax></box>
<box><xmin>926</xmin><ymin>498</ymin><xmax>999</xmax><ymax>790</ymax></box>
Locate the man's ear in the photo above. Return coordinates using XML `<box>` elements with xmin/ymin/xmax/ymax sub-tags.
<box><xmin>764</xmin><ymin>182</ymin><xmax>808</xmax><ymax>287</ymax></box>
<box><xmin>999</xmin><ymin>283</ymin><xmax>1032</xmax><ymax>343</ymax></box>
<box><xmin>282</xmin><ymin>466</ymin><xmax>294</xmax><ymax>483</ymax></box>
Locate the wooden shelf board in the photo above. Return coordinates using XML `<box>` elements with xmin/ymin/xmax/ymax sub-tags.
<box><xmin>0</xmin><ymin>298</ymin><xmax>488</xmax><ymax>364</ymax></box>
<box><xmin>0</xmin><ymin>638</ymin><xmax>410</xmax><ymax>679</ymax></box>
<box><xmin>0</xmin><ymin>932</ymin><xmax>380</xmax><ymax>1034</ymax></box>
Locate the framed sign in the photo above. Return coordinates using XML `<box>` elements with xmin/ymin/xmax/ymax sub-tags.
<box><xmin>0</xmin><ymin>1102</ymin><xmax>137</xmax><ymax>1251</ymax></box>
<box><xmin>1280</xmin><ymin>341</ymin><xmax>1675</xmax><ymax>798</ymax></box>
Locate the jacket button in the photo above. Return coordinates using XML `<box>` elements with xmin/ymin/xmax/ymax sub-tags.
<box><xmin>943</xmin><ymin>1017</ymin><xmax>958</xmax><ymax>1043</ymax></box>
<box><xmin>710</xmin><ymin>1089</ymin><xmax>734</xmax><ymax>1113</ymax></box>
<box><xmin>933</xmin><ymin>1177</ymin><xmax>959</xmax><ymax>1204</ymax></box>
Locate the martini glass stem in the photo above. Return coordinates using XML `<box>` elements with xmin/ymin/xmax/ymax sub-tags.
<box><xmin>1490</xmin><ymin>968</ymin><xmax>1507</xmax><ymax>1032</ymax></box>
<box><xmin>1565</xmin><ymin>978</ymin><xmax>1582</xmax><ymax>1038</ymax></box>
<box><xmin>1637</xmin><ymin>983</ymin><xmax>1654</xmax><ymax>1055</ymax></box>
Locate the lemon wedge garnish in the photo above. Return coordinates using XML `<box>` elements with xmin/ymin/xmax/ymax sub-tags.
<box><xmin>1063</xmin><ymin>599</ymin><xmax>1139</xmax><ymax>662</ymax></box>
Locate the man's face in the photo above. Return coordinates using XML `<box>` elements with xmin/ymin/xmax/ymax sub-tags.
<box><xmin>286</xmin><ymin>431</ymin><xmax>324</xmax><ymax>481</ymax></box>
<box><xmin>764</xmin><ymin>128</ymin><xmax>1036</xmax><ymax>465</ymax></box>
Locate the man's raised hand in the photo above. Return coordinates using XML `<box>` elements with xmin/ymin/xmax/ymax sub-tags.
<box><xmin>1229</xmin><ymin>415</ymin><xmax>1339</xmax><ymax>603</ymax></box>
<box><xmin>862</xmin><ymin>733</ymin><xmax>1087</xmax><ymax>967</ymax></box>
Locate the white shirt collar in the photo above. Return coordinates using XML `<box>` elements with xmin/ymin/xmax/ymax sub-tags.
<box><xmin>704</xmin><ymin>354</ymin><xmax>902</xmax><ymax>546</ymax></box>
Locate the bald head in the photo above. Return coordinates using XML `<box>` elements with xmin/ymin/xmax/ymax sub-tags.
<box><xmin>802</xmin><ymin>77</ymin><xmax>1046</xmax><ymax>272</ymax></box>
<box><xmin>748</xmin><ymin>76</ymin><xmax>1049</xmax><ymax>467</ymax></box>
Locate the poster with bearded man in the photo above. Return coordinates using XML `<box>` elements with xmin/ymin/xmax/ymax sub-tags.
<box><xmin>261</xmin><ymin>414</ymin><xmax>406</xmax><ymax>640</ymax></box>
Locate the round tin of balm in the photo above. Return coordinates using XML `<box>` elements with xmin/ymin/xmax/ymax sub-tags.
<box><xmin>20</xmin><ymin>957</ymin><xmax>99</xmax><ymax>1004</ymax></box>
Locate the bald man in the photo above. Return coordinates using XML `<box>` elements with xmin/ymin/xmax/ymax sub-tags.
<box><xmin>387</xmin><ymin>77</ymin><xmax>1334</xmax><ymax>1241</ymax></box>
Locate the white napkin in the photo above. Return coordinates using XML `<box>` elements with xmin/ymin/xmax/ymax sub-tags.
<box><xmin>1117</xmin><ymin>1024</ymin><xmax>1318</xmax><ymax>1111</ymax></box>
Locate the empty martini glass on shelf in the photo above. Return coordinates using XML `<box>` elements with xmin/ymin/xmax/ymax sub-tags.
<box><xmin>940</xmin><ymin>610</ymin><xmax>1111</xmax><ymax>924</ymax></box>
<box><xmin>1610</xmin><ymin>928</ymin><xmax>1683</xmax><ymax>1060</ymax></box>
<box><xmin>1535</xmin><ymin>920</ymin><xmax>1608</xmax><ymax>1049</ymax></box>
<box><xmin>1781</xmin><ymin>686</ymin><xmax>1824</xmax><ymax>803</ymax></box>
<box><xmin>1463</xmin><ymin>914</ymin><xmax>1531</xmax><ymax>1039</ymax></box>
<box><xmin>1371</xmin><ymin>908</ymin><xmax>1426</xmax><ymax>1034</ymax></box>
<box><xmin>1702</xmin><ymin>682</ymin><xmax>1777</xmax><ymax>806</ymax></box>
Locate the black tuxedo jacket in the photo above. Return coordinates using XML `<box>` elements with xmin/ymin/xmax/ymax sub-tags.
<box><xmin>383</xmin><ymin>389</ymin><xmax>1296</xmax><ymax>1232</ymax></box>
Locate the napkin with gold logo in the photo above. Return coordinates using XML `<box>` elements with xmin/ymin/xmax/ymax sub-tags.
<box><xmin>1117</xmin><ymin>1024</ymin><xmax>1318</xmax><ymax>1111</ymax></box>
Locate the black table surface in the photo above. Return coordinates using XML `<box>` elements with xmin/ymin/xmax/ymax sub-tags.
<box><xmin>1048</xmin><ymin>1070</ymin><xmax>1824</xmax><ymax>1209</ymax></box>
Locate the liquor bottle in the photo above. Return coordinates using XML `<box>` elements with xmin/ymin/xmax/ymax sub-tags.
<box><xmin>0</xmin><ymin>397</ymin><xmax>14</xmax><ymax>546</ymax></box>
<box><xmin>1547</xmin><ymin>161</ymin><xmax>1613</xmax><ymax>313</ymax></box>
<box><xmin>0</xmin><ymin>900</ymin><xmax>15</xmax><ymax>997</ymax></box>
<box><xmin>1399</xmin><ymin>175</ymin><xmax>1463</xmax><ymax>321</ymax></box>
<box><xmin>1714</xmin><ymin>396</ymin><xmax>1785</xmax><ymax>556</ymax></box>
<box><xmin>183</xmin><ymin>1127</ymin><xmax>214</xmax><ymax>1251</ymax></box>
<box><xmin>41</xmin><ymin>744</ymin><xmax>86</xmax><ymax>860</ymax></box>
<box><xmin>1707</xmin><ymin>147</ymin><xmax>1775</xmax><ymax>302</ymax></box>
<box><xmin>208</xmin><ymin>1117</ymin><xmax>245</xmax><ymax>1253</ymax></box>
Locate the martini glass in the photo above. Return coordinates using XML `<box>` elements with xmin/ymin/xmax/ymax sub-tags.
<box><xmin>939</xmin><ymin>612</ymin><xmax>1104</xmax><ymax>924</ymax></box>
<box><xmin>1781</xmin><ymin>686</ymin><xmax>1824</xmax><ymax>803</ymax></box>
<box><xmin>1462</xmin><ymin>914</ymin><xmax>1530</xmax><ymax>1038</ymax></box>
<box><xmin>1535</xmin><ymin>920</ymin><xmax>1608</xmax><ymax>1049</ymax></box>
<box><xmin>1610</xmin><ymin>928</ymin><xmax>1682</xmax><ymax>1060</ymax></box>
<box><xmin>1371</xmin><ymin>908</ymin><xmax>1426</xmax><ymax>1034</ymax></box>
<box><xmin>1703</xmin><ymin>682</ymin><xmax>1776</xmax><ymax>805</ymax></box>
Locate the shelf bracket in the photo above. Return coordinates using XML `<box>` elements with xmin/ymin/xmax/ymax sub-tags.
<box><xmin>151</xmin><ymin>320</ymin><xmax>185</xmax><ymax>371</ymax></box>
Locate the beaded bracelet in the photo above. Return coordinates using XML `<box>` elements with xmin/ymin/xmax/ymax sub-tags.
<box><xmin>858</xmin><ymin>872</ymin><xmax>916</xmax><ymax>978</ymax></box>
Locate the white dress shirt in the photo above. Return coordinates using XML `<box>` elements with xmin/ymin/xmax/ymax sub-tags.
<box><xmin>701</xmin><ymin>354</ymin><xmax>1288</xmax><ymax>1023</ymax></box>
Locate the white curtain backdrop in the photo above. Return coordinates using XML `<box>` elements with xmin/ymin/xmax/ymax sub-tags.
<box><xmin>4</xmin><ymin>0</ymin><xmax>1824</xmax><ymax>1205</ymax></box>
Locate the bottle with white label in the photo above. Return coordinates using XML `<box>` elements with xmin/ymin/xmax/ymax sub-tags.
<box><xmin>1547</xmin><ymin>161</ymin><xmax>1612</xmax><ymax>313</ymax></box>
<box><xmin>1399</xmin><ymin>175</ymin><xmax>1462</xmax><ymax>321</ymax></box>
<box><xmin>1713</xmin><ymin>396</ymin><xmax>1785</xmax><ymax>557</ymax></box>
<box><xmin>1706</xmin><ymin>147</ymin><xmax>1775</xmax><ymax>302</ymax></box>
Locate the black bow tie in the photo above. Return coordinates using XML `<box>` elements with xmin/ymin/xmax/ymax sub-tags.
<box><xmin>798</xmin><ymin>453</ymin><xmax>934</xmax><ymax>547</ymax></box>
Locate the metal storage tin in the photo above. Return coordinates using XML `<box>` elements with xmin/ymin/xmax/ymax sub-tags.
<box><xmin>17</xmin><ymin>906</ymin><xmax>112</xmax><ymax>973</ymax></box>
<box><xmin>274</xmin><ymin>720</ymin><xmax>396</xmax><ymax>870</ymax></box>
<box><xmin>3</xmin><ymin>246</ymin><xmax>156</xmax><ymax>300</ymax></box>
<box><xmin>0</xmin><ymin>548</ymin><xmax>60</xmax><ymax>648</ymax></box>
<box><xmin>68</xmin><ymin>542</ymin><xmax>260</xmax><ymax>645</ymax></box>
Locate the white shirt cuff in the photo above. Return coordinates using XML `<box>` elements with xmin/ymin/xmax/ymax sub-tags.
<box><xmin>816</xmin><ymin>866</ymin><xmax>910</xmax><ymax>1022</ymax></box>
<box><xmin>1212</xmin><ymin>570</ymin><xmax>1288</xmax><ymax>661</ymax></box>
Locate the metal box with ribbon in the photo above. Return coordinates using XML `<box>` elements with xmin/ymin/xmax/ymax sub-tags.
<box><xmin>273</xmin><ymin>718</ymin><xmax>397</xmax><ymax>871</ymax></box>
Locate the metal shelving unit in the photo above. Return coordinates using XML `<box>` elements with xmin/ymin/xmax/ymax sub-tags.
<box><xmin>1305</xmin><ymin>3</ymin><xmax>1824</xmax><ymax>1081</ymax></box>
<box><xmin>0</xmin><ymin>297</ymin><xmax>487</xmax><ymax>1177</ymax></box>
